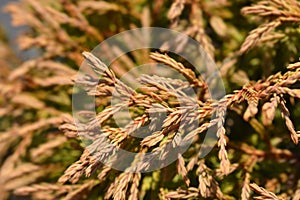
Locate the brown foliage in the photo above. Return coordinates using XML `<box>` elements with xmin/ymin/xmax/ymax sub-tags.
<box><xmin>1</xmin><ymin>0</ymin><xmax>300</xmax><ymax>199</ymax></box>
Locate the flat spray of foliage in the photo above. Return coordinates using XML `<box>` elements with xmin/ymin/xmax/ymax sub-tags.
<box><xmin>1</xmin><ymin>0</ymin><xmax>300</xmax><ymax>199</ymax></box>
